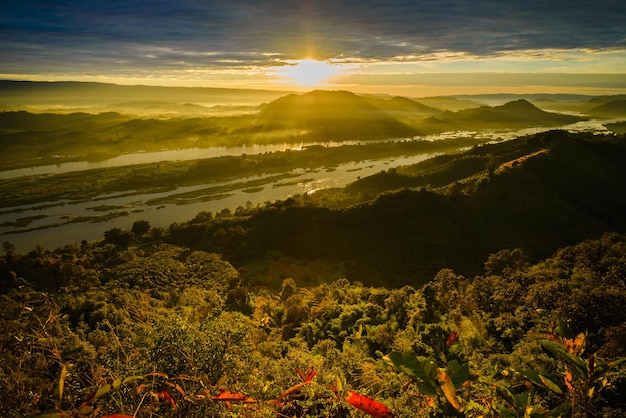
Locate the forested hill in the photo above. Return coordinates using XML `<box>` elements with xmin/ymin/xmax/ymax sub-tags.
<box><xmin>254</xmin><ymin>90</ymin><xmax>418</xmax><ymax>139</ymax></box>
<box><xmin>169</xmin><ymin>130</ymin><xmax>626</xmax><ymax>287</ymax></box>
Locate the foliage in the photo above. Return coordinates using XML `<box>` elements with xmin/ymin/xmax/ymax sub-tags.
<box><xmin>159</xmin><ymin>131</ymin><xmax>626</xmax><ymax>288</ymax></box>
<box><xmin>1</xmin><ymin>230</ymin><xmax>626</xmax><ymax>417</ymax></box>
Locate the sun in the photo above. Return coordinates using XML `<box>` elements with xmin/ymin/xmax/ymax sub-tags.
<box><xmin>280</xmin><ymin>59</ymin><xmax>339</xmax><ymax>86</ymax></box>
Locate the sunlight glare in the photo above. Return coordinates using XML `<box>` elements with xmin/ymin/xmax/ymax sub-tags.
<box><xmin>281</xmin><ymin>59</ymin><xmax>339</xmax><ymax>86</ymax></box>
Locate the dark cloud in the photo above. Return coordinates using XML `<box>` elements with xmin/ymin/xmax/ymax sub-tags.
<box><xmin>1</xmin><ymin>0</ymin><xmax>625</xmax><ymax>75</ymax></box>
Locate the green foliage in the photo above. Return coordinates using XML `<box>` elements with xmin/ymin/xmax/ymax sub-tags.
<box><xmin>158</xmin><ymin>131</ymin><xmax>626</xmax><ymax>287</ymax></box>
<box><xmin>1</xmin><ymin>229</ymin><xmax>626</xmax><ymax>416</ymax></box>
<box><xmin>131</xmin><ymin>220</ymin><xmax>151</xmax><ymax>237</ymax></box>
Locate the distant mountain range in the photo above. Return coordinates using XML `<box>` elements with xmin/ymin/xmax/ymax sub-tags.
<box><xmin>3</xmin><ymin>82</ymin><xmax>625</xmax><ymax>170</ymax></box>
<box><xmin>0</xmin><ymin>80</ymin><xmax>287</xmax><ymax>107</ymax></box>
<box><xmin>253</xmin><ymin>91</ymin><xmax>587</xmax><ymax>137</ymax></box>
<box><xmin>417</xmin><ymin>99</ymin><xmax>585</xmax><ymax>133</ymax></box>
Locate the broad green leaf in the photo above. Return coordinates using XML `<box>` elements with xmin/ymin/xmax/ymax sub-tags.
<box><xmin>112</xmin><ymin>378</ymin><xmax>122</xmax><ymax>389</ymax></box>
<box><xmin>421</xmin><ymin>357</ymin><xmax>438</xmax><ymax>381</ymax></box>
<box><xmin>513</xmin><ymin>391</ymin><xmax>529</xmax><ymax>409</ymax></box>
<box><xmin>414</xmin><ymin>381</ymin><xmax>438</xmax><ymax>396</ymax></box>
<box><xmin>385</xmin><ymin>351</ymin><xmax>438</xmax><ymax>395</ymax></box>
<box><xmin>447</xmin><ymin>360</ymin><xmax>470</xmax><ymax>389</ymax></box>
<box><xmin>495</xmin><ymin>385</ymin><xmax>517</xmax><ymax>409</ymax></box>
<box><xmin>547</xmin><ymin>401</ymin><xmax>572</xmax><ymax>417</ymax></box>
<box><xmin>517</xmin><ymin>369</ymin><xmax>563</xmax><ymax>394</ymax></box>
<box><xmin>539</xmin><ymin>340</ymin><xmax>588</xmax><ymax>379</ymax></box>
<box><xmin>516</xmin><ymin>369</ymin><xmax>543</xmax><ymax>387</ymax></box>
<box><xmin>539</xmin><ymin>339</ymin><xmax>568</xmax><ymax>357</ymax></box>
<box><xmin>556</xmin><ymin>319</ymin><xmax>574</xmax><ymax>339</ymax></box>
<box><xmin>539</xmin><ymin>374</ymin><xmax>563</xmax><ymax>395</ymax></box>
<box><xmin>402</xmin><ymin>350</ymin><xmax>432</xmax><ymax>381</ymax></box>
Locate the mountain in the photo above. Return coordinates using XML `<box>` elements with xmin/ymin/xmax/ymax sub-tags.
<box><xmin>0</xmin><ymin>80</ymin><xmax>287</xmax><ymax>107</ymax></box>
<box><xmin>0</xmin><ymin>110</ymin><xmax>126</xmax><ymax>131</ymax></box>
<box><xmin>413</xmin><ymin>96</ymin><xmax>481</xmax><ymax>112</ymax></box>
<box><xmin>585</xmin><ymin>95</ymin><xmax>626</xmax><ymax>107</ymax></box>
<box><xmin>456</xmin><ymin>93</ymin><xmax>593</xmax><ymax>106</ymax></box>
<box><xmin>589</xmin><ymin>99</ymin><xmax>626</xmax><ymax>118</ymax></box>
<box><xmin>418</xmin><ymin>99</ymin><xmax>585</xmax><ymax>133</ymax></box>
<box><xmin>365</xmin><ymin>96</ymin><xmax>441</xmax><ymax>116</ymax></box>
<box><xmin>252</xmin><ymin>90</ymin><xmax>419</xmax><ymax>140</ymax></box>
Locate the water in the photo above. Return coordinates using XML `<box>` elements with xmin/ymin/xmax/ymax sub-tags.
<box><xmin>0</xmin><ymin>140</ymin><xmax>363</xmax><ymax>180</ymax></box>
<box><xmin>0</xmin><ymin>119</ymin><xmax>620</xmax><ymax>253</ymax></box>
<box><xmin>0</xmin><ymin>153</ymin><xmax>436</xmax><ymax>253</ymax></box>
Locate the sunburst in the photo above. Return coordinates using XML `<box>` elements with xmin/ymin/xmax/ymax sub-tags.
<box><xmin>280</xmin><ymin>59</ymin><xmax>339</xmax><ymax>86</ymax></box>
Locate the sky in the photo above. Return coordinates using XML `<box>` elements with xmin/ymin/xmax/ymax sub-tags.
<box><xmin>2</xmin><ymin>0</ymin><xmax>626</xmax><ymax>96</ymax></box>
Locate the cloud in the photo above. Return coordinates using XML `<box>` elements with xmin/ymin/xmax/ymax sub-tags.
<box><xmin>1</xmin><ymin>0</ymin><xmax>625</xmax><ymax>79</ymax></box>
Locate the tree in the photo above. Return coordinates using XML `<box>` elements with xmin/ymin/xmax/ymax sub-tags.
<box><xmin>3</xmin><ymin>241</ymin><xmax>16</xmax><ymax>257</ymax></box>
<box><xmin>131</xmin><ymin>220</ymin><xmax>151</xmax><ymax>237</ymax></box>
<box><xmin>483</xmin><ymin>248</ymin><xmax>528</xmax><ymax>277</ymax></box>
<box><xmin>104</xmin><ymin>228</ymin><xmax>134</xmax><ymax>248</ymax></box>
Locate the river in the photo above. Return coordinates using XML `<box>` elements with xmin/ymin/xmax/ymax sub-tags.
<box><xmin>0</xmin><ymin>118</ymin><xmax>619</xmax><ymax>253</ymax></box>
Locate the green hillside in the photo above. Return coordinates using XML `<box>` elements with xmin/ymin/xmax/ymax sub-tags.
<box><xmin>167</xmin><ymin>130</ymin><xmax>626</xmax><ymax>287</ymax></box>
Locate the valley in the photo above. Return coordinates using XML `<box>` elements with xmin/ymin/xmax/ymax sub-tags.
<box><xmin>2</xmin><ymin>82</ymin><xmax>624</xmax><ymax>255</ymax></box>
<box><xmin>2</xmin><ymin>81</ymin><xmax>626</xmax><ymax>418</ymax></box>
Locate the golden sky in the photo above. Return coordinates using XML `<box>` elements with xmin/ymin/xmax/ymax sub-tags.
<box><xmin>2</xmin><ymin>1</ymin><xmax>625</xmax><ymax>96</ymax></box>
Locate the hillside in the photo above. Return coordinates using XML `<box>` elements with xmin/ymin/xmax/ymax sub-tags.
<box><xmin>365</xmin><ymin>96</ymin><xmax>442</xmax><ymax>116</ymax></box>
<box><xmin>415</xmin><ymin>96</ymin><xmax>481</xmax><ymax>111</ymax></box>
<box><xmin>590</xmin><ymin>99</ymin><xmax>626</xmax><ymax>118</ymax></box>
<box><xmin>418</xmin><ymin>99</ymin><xmax>585</xmax><ymax>133</ymax></box>
<box><xmin>252</xmin><ymin>90</ymin><xmax>419</xmax><ymax>140</ymax></box>
<box><xmin>168</xmin><ymin>130</ymin><xmax>626</xmax><ymax>286</ymax></box>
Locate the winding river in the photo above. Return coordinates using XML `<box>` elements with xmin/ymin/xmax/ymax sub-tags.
<box><xmin>0</xmin><ymin>118</ymin><xmax>618</xmax><ymax>253</ymax></box>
